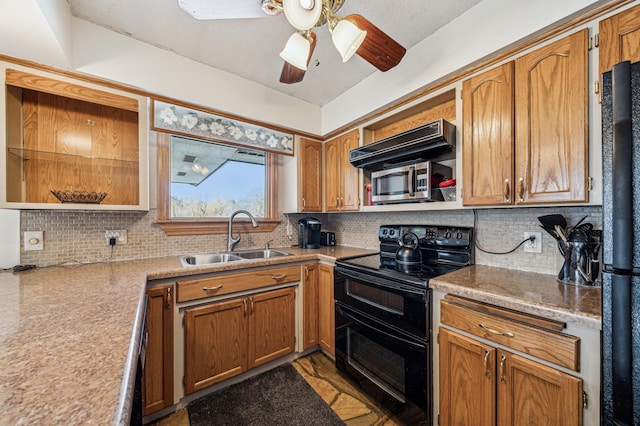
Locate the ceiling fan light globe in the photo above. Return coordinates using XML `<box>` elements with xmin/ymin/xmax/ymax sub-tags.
<box><xmin>279</xmin><ymin>32</ymin><xmax>311</xmax><ymax>70</ymax></box>
<box><xmin>282</xmin><ymin>0</ymin><xmax>322</xmax><ymax>30</ymax></box>
<box><xmin>331</xmin><ymin>20</ymin><xmax>367</xmax><ymax>62</ymax></box>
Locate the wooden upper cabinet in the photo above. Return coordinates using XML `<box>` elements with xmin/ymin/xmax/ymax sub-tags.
<box><xmin>600</xmin><ymin>3</ymin><xmax>640</xmax><ymax>76</ymax></box>
<box><xmin>324</xmin><ymin>129</ymin><xmax>359</xmax><ymax>211</ymax></box>
<box><xmin>462</xmin><ymin>62</ymin><xmax>515</xmax><ymax>206</ymax></box>
<box><xmin>514</xmin><ymin>29</ymin><xmax>589</xmax><ymax>204</ymax></box>
<box><xmin>298</xmin><ymin>138</ymin><xmax>323</xmax><ymax>212</ymax></box>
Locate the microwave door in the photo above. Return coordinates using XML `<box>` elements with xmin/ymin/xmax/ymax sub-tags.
<box><xmin>372</xmin><ymin>164</ymin><xmax>415</xmax><ymax>203</ymax></box>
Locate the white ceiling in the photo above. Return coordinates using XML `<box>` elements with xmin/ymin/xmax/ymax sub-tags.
<box><xmin>67</xmin><ymin>0</ymin><xmax>483</xmax><ymax>107</ymax></box>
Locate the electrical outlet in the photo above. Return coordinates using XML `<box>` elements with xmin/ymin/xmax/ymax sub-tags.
<box><xmin>24</xmin><ymin>231</ymin><xmax>44</xmax><ymax>251</ymax></box>
<box><xmin>523</xmin><ymin>231</ymin><xmax>542</xmax><ymax>253</ymax></box>
<box><xmin>105</xmin><ymin>230</ymin><xmax>127</xmax><ymax>245</ymax></box>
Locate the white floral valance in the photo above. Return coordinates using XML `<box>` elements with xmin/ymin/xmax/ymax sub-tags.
<box><xmin>152</xmin><ymin>99</ymin><xmax>294</xmax><ymax>156</ymax></box>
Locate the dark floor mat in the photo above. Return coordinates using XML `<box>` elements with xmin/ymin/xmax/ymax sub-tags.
<box><xmin>188</xmin><ymin>364</ymin><xmax>345</xmax><ymax>426</ymax></box>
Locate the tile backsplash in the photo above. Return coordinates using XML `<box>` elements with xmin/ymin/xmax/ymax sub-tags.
<box><xmin>20</xmin><ymin>206</ymin><xmax>602</xmax><ymax>276</ymax></box>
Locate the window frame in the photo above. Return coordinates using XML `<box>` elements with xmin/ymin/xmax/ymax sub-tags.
<box><xmin>156</xmin><ymin>132</ymin><xmax>279</xmax><ymax>236</ymax></box>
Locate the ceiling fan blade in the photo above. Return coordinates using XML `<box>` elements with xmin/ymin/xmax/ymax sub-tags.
<box><xmin>346</xmin><ymin>14</ymin><xmax>406</xmax><ymax>72</ymax></box>
<box><xmin>280</xmin><ymin>62</ymin><xmax>307</xmax><ymax>84</ymax></box>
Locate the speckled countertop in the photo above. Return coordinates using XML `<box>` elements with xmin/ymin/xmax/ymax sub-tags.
<box><xmin>430</xmin><ymin>264</ymin><xmax>602</xmax><ymax>329</ymax></box>
<box><xmin>0</xmin><ymin>245</ymin><xmax>376</xmax><ymax>425</ymax></box>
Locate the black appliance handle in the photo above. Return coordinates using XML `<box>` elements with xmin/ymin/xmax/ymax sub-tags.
<box><xmin>336</xmin><ymin>303</ymin><xmax>426</xmax><ymax>351</ymax></box>
<box><xmin>408</xmin><ymin>166</ymin><xmax>415</xmax><ymax>197</ymax></box>
<box><xmin>335</xmin><ymin>267</ymin><xmax>426</xmax><ymax>296</ymax></box>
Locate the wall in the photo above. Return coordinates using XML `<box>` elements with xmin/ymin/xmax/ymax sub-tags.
<box><xmin>20</xmin><ymin>205</ymin><xmax>602</xmax><ymax>277</ymax></box>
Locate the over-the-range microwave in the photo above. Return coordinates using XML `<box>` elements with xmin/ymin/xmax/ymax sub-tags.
<box><xmin>371</xmin><ymin>161</ymin><xmax>451</xmax><ymax>204</ymax></box>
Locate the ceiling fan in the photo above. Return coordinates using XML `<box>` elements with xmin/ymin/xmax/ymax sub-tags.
<box><xmin>178</xmin><ymin>0</ymin><xmax>406</xmax><ymax>84</ymax></box>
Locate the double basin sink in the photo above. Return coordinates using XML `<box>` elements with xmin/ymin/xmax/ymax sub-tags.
<box><xmin>179</xmin><ymin>249</ymin><xmax>291</xmax><ymax>267</ymax></box>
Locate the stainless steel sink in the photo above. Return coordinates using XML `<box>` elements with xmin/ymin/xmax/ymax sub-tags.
<box><xmin>179</xmin><ymin>249</ymin><xmax>291</xmax><ymax>266</ymax></box>
<box><xmin>232</xmin><ymin>249</ymin><xmax>292</xmax><ymax>259</ymax></box>
<box><xmin>179</xmin><ymin>253</ymin><xmax>244</xmax><ymax>267</ymax></box>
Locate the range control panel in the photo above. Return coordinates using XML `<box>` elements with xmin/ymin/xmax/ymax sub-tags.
<box><xmin>379</xmin><ymin>225</ymin><xmax>473</xmax><ymax>247</ymax></box>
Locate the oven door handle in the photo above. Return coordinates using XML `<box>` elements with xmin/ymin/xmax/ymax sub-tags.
<box><xmin>336</xmin><ymin>303</ymin><xmax>426</xmax><ymax>351</ymax></box>
<box><xmin>335</xmin><ymin>268</ymin><xmax>426</xmax><ymax>296</ymax></box>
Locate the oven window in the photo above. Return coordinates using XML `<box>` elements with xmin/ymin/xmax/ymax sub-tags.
<box><xmin>347</xmin><ymin>282</ymin><xmax>404</xmax><ymax>314</ymax></box>
<box><xmin>348</xmin><ymin>328</ymin><xmax>405</xmax><ymax>401</ymax></box>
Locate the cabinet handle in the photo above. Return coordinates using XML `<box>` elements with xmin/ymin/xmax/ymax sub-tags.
<box><xmin>165</xmin><ymin>287</ymin><xmax>172</xmax><ymax>309</ymax></box>
<box><xmin>479</xmin><ymin>323</ymin><xmax>514</xmax><ymax>338</ymax></box>
<box><xmin>503</xmin><ymin>179</ymin><xmax>510</xmax><ymax>203</ymax></box>
<box><xmin>250</xmin><ymin>297</ymin><xmax>255</xmax><ymax>315</ymax></box>
<box><xmin>499</xmin><ymin>354</ymin><xmax>507</xmax><ymax>384</ymax></box>
<box><xmin>304</xmin><ymin>266</ymin><xmax>309</xmax><ymax>279</ymax></box>
<box><xmin>243</xmin><ymin>299</ymin><xmax>248</xmax><ymax>317</ymax></box>
<box><xmin>483</xmin><ymin>350</ymin><xmax>491</xmax><ymax>378</ymax></box>
<box><xmin>202</xmin><ymin>285</ymin><xmax>223</xmax><ymax>292</ymax></box>
<box><xmin>517</xmin><ymin>177</ymin><xmax>525</xmax><ymax>202</ymax></box>
<box><xmin>272</xmin><ymin>274</ymin><xmax>287</xmax><ymax>282</ymax></box>
<box><xmin>302</xmin><ymin>198</ymin><xmax>306</xmax><ymax>208</ymax></box>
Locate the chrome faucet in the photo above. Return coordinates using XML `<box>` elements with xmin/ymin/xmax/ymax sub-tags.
<box><xmin>227</xmin><ymin>209</ymin><xmax>259</xmax><ymax>252</ymax></box>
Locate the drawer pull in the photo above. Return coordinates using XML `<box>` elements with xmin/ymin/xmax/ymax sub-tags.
<box><xmin>243</xmin><ymin>299</ymin><xmax>248</xmax><ymax>317</ymax></box>
<box><xmin>479</xmin><ymin>323</ymin><xmax>514</xmax><ymax>338</ymax></box>
<box><xmin>272</xmin><ymin>274</ymin><xmax>287</xmax><ymax>281</ymax></box>
<box><xmin>499</xmin><ymin>354</ymin><xmax>507</xmax><ymax>384</ymax></box>
<box><xmin>483</xmin><ymin>350</ymin><xmax>491</xmax><ymax>378</ymax></box>
<box><xmin>202</xmin><ymin>285</ymin><xmax>223</xmax><ymax>292</ymax></box>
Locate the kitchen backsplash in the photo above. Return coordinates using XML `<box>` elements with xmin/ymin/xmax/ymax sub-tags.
<box><xmin>20</xmin><ymin>206</ymin><xmax>602</xmax><ymax>276</ymax></box>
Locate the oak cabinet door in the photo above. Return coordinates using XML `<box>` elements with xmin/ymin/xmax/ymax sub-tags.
<box><xmin>600</xmin><ymin>4</ymin><xmax>640</xmax><ymax>76</ymax></box>
<box><xmin>143</xmin><ymin>285</ymin><xmax>174</xmax><ymax>416</ymax></box>
<box><xmin>302</xmin><ymin>264</ymin><xmax>320</xmax><ymax>349</ymax></box>
<box><xmin>497</xmin><ymin>349</ymin><xmax>583</xmax><ymax>426</ymax></box>
<box><xmin>324</xmin><ymin>129</ymin><xmax>360</xmax><ymax>211</ymax></box>
<box><xmin>184</xmin><ymin>298</ymin><xmax>248</xmax><ymax>394</ymax></box>
<box><xmin>514</xmin><ymin>29</ymin><xmax>588</xmax><ymax>204</ymax></box>
<box><xmin>318</xmin><ymin>264</ymin><xmax>335</xmax><ymax>356</ymax></box>
<box><xmin>248</xmin><ymin>287</ymin><xmax>296</xmax><ymax>368</ymax></box>
<box><xmin>439</xmin><ymin>328</ymin><xmax>496</xmax><ymax>426</ymax></box>
<box><xmin>462</xmin><ymin>62</ymin><xmax>515</xmax><ymax>206</ymax></box>
<box><xmin>299</xmin><ymin>138</ymin><xmax>323</xmax><ymax>212</ymax></box>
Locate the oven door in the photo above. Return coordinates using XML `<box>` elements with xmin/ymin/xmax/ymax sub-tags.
<box><xmin>335</xmin><ymin>302</ymin><xmax>430</xmax><ymax>419</ymax></box>
<box><xmin>334</xmin><ymin>267</ymin><xmax>428</xmax><ymax>340</ymax></box>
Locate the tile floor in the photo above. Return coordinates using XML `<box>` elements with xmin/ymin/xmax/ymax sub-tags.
<box><xmin>149</xmin><ymin>351</ymin><xmax>407</xmax><ymax>425</ymax></box>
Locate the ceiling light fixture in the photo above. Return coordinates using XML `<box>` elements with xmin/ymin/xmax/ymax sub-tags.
<box><xmin>276</xmin><ymin>0</ymin><xmax>406</xmax><ymax>84</ymax></box>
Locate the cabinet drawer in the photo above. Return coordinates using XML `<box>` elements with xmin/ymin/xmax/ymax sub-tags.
<box><xmin>177</xmin><ymin>265</ymin><xmax>301</xmax><ymax>302</ymax></box>
<box><xmin>440</xmin><ymin>298</ymin><xmax>580</xmax><ymax>371</ymax></box>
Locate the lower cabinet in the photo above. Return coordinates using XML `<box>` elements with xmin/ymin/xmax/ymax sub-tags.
<box><xmin>183</xmin><ymin>287</ymin><xmax>295</xmax><ymax>394</ymax></box>
<box><xmin>318</xmin><ymin>264</ymin><xmax>335</xmax><ymax>356</ymax></box>
<box><xmin>143</xmin><ymin>285</ymin><xmax>174</xmax><ymax>416</ymax></box>
<box><xmin>302</xmin><ymin>263</ymin><xmax>320</xmax><ymax>349</ymax></box>
<box><xmin>439</xmin><ymin>328</ymin><xmax>583</xmax><ymax>425</ymax></box>
<box><xmin>438</xmin><ymin>296</ymin><xmax>583</xmax><ymax>426</ymax></box>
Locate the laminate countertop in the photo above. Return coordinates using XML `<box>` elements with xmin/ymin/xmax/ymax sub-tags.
<box><xmin>0</xmin><ymin>246</ymin><xmax>376</xmax><ymax>425</ymax></box>
<box><xmin>430</xmin><ymin>264</ymin><xmax>602</xmax><ymax>330</ymax></box>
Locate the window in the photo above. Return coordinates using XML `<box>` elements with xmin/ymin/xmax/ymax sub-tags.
<box><xmin>157</xmin><ymin>133</ymin><xmax>279</xmax><ymax>235</ymax></box>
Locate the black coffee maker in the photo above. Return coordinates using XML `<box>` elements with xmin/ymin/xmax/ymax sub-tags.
<box><xmin>298</xmin><ymin>217</ymin><xmax>322</xmax><ymax>249</ymax></box>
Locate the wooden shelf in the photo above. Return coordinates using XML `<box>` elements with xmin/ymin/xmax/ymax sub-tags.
<box><xmin>7</xmin><ymin>147</ymin><xmax>138</xmax><ymax>167</ymax></box>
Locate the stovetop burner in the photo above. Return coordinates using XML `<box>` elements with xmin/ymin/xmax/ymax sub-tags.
<box><xmin>336</xmin><ymin>225</ymin><xmax>474</xmax><ymax>288</ymax></box>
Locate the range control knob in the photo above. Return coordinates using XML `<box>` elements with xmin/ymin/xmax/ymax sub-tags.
<box><xmin>445</xmin><ymin>231</ymin><xmax>452</xmax><ymax>239</ymax></box>
<box><xmin>456</xmin><ymin>232</ymin><xmax>463</xmax><ymax>240</ymax></box>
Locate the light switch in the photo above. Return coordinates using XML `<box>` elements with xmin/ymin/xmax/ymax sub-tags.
<box><xmin>24</xmin><ymin>231</ymin><xmax>44</xmax><ymax>251</ymax></box>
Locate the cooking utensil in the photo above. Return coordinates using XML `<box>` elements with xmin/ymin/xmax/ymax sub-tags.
<box><xmin>538</xmin><ymin>214</ymin><xmax>567</xmax><ymax>231</ymax></box>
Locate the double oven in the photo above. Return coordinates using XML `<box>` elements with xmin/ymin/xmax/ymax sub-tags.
<box><xmin>334</xmin><ymin>225</ymin><xmax>473</xmax><ymax>423</ymax></box>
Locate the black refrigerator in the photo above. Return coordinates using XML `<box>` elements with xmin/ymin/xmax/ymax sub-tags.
<box><xmin>601</xmin><ymin>60</ymin><xmax>640</xmax><ymax>426</ymax></box>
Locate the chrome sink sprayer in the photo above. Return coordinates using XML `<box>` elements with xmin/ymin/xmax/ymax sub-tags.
<box><xmin>227</xmin><ymin>210</ymin><xmax>259</xmax><ymax>252</ymax></box>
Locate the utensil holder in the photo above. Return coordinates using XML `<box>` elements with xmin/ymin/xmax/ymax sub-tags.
<box><xmin>558</xmin><ymin>241</ymin><xmax>601</xmax><ymax>286</ymax></box>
